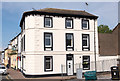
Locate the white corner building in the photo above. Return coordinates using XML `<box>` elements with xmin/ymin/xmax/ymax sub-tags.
<box><xmin>19</xmin><ymin>8</ymin><xmax>99</xmax><ymax>76</ymax></box>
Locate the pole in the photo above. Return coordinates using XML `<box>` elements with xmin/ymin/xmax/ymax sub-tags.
<box><xmin>61</xmin><ymin>64</ymin><xmax>63</xmax><ymax>81</ymax></box>
<box><xmin>94</xmin><ymin>19</ymin><xmax>97</xmax><ymax>72</ymax></box>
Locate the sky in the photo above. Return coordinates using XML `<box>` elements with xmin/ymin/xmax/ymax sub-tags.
<box><xmin>1</xmin><ymin>2</ymin><xmax>118</xmax><ymax>51</ymax></box>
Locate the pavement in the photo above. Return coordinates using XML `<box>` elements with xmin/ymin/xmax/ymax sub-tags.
<box><xmin>7</xmin><ymin>68</ymin><xmax>114</xmax><ymax>81</ymax></box>
<box><xmin>7</xmin><ymin>68</ymin><xmax>76</xmax><ymax>80</ymax></box>
<box><xmin>7</xmin><ymin>68</ymin><xmax>25</xmax><ymax>79</ymax></box>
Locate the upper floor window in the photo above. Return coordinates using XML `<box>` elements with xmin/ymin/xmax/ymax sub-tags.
<box><xmin>23</xmin><ymin>35</ymin><xmax>25</xmax><ymax>51</ymax></box>
<box><xmin>44</xmin><ymin>33</ymin><xmax>53</xmax><ymax>51</ymax></box>
<box><xmin>82</xmin><ymin>19</ymin><xmax>89</xmax><ymax>30</ymax></box>
<box><xmin>82</xmin><ymin>34</ymin><xmax>90</xmax><ymax>51</ymax></box>
<box><xmin>65</xmin><ymin>18</ymin><xmax>73</xmax><ymax>29</ymax></box>
<box><xmin>21</xmin><ymin>21</ymin><xmax>25</xmax><ymax>32</ymax></box>
<box><xmin>21</xmin><ymin>35</ymin><xmax>25</xmax><ymax>52</ymax></box>
<box><xmin>66</xmin><ymin>33</ymin><xmax>74</xmax><ymax>51</ymax></box>
<box><xmin>44</xmin><ymin>17</ymin><xmax>53</xmax><ymax>28</ymax></box>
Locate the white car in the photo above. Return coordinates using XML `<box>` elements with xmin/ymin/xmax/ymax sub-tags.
<box><xmin>0</xmin><ymin>65</ymin><xmax>7</xmax><ymax>75</ymax></box>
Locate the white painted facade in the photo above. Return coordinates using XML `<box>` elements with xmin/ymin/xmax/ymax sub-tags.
<box><xmin>20</xmin><ymin>12</ymin><xmax>99</xmax><ymax>75</ymax></box>
<box><xmin>17</xmin><ymin>33</ymin><xmax>21</xmax><ymax>70</ymax></box>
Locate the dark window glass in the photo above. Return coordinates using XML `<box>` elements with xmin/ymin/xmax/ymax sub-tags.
<box><xmin>82</xmin><ymin>35</ymin><xmax>88</xmax><ymax>46</ymax></box>
<box><xmin>83</xmin><ymin>56</ymin><xmax>90</xmax><ymax>70</ymax></box>
<box><xmin>44</xmin><ymin>17</ymin><xmax>52</xmax><ymax>27</ymax></box>
<box><xmin>66</xmin><ymin>19</ymin><xmax>73</xmax><ymax>28</ymax></box>
<box><xmin>44</xmin><ymin>56</ymin><xmax>53</xmax><ymax>71</ymax></box>
<box><xmin>82</xmin><ymin>20</ymin><xmax>89</xmax><ymax>29</ymax></box>
<box><xmin>66</xmin><ymin>33</ymin><xmax>74</xmax><ymax>51</ymax></box>
<box><xmin>45</xmin><ymin>34</ymin><xmax>51</xmax><ymax>46</ymax></box>
<box><xmin>21</xmin><ymin>38</ymin><xmax>23</xmax><ymax>52</ymax></box>
<box><xmin>46</xmin><ymin>18</ymin><xmax>50</xmax><ymax>26</ymax></box>
<box><xmin>66</xmin><ymin>34</ymin><xmax>73</xmax><ymax>47</ymax></box>
<box><xmin>46</xmin><ymin>57</ymin><xmax>51</xmax><ymax>69</ymax></box>
<box><xmin>82</xmin><ymin>34</ymin><xmax>90</xmax><ymax>51</ymax></box>
<box><xmin>44</xmin><ymin>33</ymin><xmax>53</xmax><ymax>51</ymax></box>
<box><xmin>23</xmin><ymin>35</ymin><xmax>25</xmax><ymax>51</ymax></box>
<box><xmin>66</xmin><ymin>20</ymin><xmax>72</xmax><ymax>27</ymax></box>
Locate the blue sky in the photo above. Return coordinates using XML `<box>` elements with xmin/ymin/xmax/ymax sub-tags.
<box><xmin>2</xmin><ymin>2</ymin><xmax>118</xmax><ymax>51</ymax></box>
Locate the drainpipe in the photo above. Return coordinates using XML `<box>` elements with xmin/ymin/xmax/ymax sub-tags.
<box><xmin>94</xmin><ymin>19</ymin><xmax>97</xmax><ymax>72</ymax></box>
<box><xmin>117</xmin><ymin>1</ymin><xmax>120</xmax><ymax>67</ymax></box>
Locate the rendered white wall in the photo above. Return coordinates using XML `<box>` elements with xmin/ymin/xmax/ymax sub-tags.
<box><xmin>21</xmin><ymin>14</ymin><xmax>99</xmax><ymax>75</ymax></box>
<box><xmin>24</xmin><ymin>15</ymin><xmax>98</xmax><ymax>53</ymax></box>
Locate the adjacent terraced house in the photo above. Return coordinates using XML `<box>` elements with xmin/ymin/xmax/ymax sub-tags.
<box><xmin>19</xmin><ymin>8</ymin><xmax>99</xmax><ymax>76</ymax></box>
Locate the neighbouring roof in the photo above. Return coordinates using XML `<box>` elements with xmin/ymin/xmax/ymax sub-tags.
<box><xmin>20</xmin><ymin>8</ymin><xmax>98</xmax><ymax>27</ymax></box>
<box><xmin>10</xmin><ymin>32</ymin><xmax>21</xmax><ymax>42</ymax></box>
<box><xmin>4</xmin><ymin>47</ymin><xmax>8</xmax><ymax>51</ymax></box>
<box><xmin>112</xmin><ymin>23</ymin><xmax>120</xmax><ymax>32</ymax></box>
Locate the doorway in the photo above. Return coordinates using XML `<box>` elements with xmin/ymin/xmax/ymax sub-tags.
<box><xmin>66</xmin><ymin>54</ymin><xmax>74</xmax><ymax>75</ymax></box>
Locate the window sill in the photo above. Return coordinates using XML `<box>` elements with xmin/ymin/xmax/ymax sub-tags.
<box><xmin>44</xmin><ymin>26</ymin><xmax>53</xmax><ymax>28</ymax></box>
<box><xmin>65</xmin><ymin>27</ymin><xmax>73</xmax><ymax>29</ymax></box>
<box><xmin>44</xmin><ymin>70</ymin><xmax>53</xmax><ymax>72</ymax></box>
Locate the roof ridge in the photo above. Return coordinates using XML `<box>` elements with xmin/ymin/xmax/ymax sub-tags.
<box><xmin>20</xmin><ymin>8</ymin><xmax>98</xmax><ymax>27</ymax></box>
<box><xmin>37</xmin><ymin>8</ymin><xmax>85</xmax><ymax>12</ymax></box>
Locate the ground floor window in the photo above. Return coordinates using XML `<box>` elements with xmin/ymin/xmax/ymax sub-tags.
<box><xmin>44</xmin><ymin>56</ymin><xmax>53</xmax><ymax>71</ymax></box>
<box><xmin>82</xmin><ymin>56</ymin><xmax>90</xmax><ymax>70</ymax></box>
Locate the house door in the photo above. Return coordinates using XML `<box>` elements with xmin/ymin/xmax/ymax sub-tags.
<box><xmin>66</xmin><ymin>54</ymin><xmax>74</xmax><ymax>75</ymax></box>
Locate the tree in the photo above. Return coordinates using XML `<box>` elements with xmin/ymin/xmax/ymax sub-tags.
<box><xmin>98</xmin><ymin>25</ymin><xmax>112</xmax><ymax>33</ymax></box>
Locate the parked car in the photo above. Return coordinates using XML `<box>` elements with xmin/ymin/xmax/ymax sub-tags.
<box><xmin>0</xmin><ymin>65</ymin><xmax>7</xmax><ymax>75</ymax></box>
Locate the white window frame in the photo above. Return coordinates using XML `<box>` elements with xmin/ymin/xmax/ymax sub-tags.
<box><xmin>66</xmin><ymin>19</ymin><xmax>73</xmax><ymax>28</ymax></box>
<box><xmin>45</xmin><ymin>34</ymin><xmax>52</xmax><ymax>47</ymax></box>
<box><xmin>82</xmin><ymin>35</ymin><xmax>89</xmax><ymax>48</ymax></box>
<box><xmin>44</xmin><ymin>33</ymin><xmax>53</xmax><ymax>51</ymax></box>
<box><xmin>67</xmin><ymin>34</ymin><xmax>73</xmax><ymax>47</ymax></box>
<box><xmin>45</xmin><ymin>56</ymin><xmax>53</xmax><ymax>71</ymax></box>
<box><xmin>82</xmin><ymin>20</ymin><xmax>89</xmax><ymax>30</ymax></box>
<box><xmin>45</xmin><ymin>17</ymin><xmax>52</xmax><ymax>27</ymax></box>
<box><xmin>66</xmin><ymin>33</ymin><xmax>74</xmax><ymax>51</ymax></box>
<box><xmin>83</xmin><ymin>56</ymin><xmax>90</xmax><ymax>70</ymax></box>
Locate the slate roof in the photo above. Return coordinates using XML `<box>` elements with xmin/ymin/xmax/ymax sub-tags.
<box><xmin>20</xmin><ymin>8</ymin><xmax>98</xmax><ymax>27</ymax></box>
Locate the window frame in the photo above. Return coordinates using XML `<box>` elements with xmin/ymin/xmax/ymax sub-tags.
<box><xmin>21</xmin><ymin>37</ymin><xmax>23</xmax><ymax>52</ymax></box>
<box><xmin>82</xmin><ymin>34</ymin><xmax>90</xmax><ymax>51</ymax></box>
<box><xmin>21</xmin><ymin>20</ymin><xmax>25</xmax><ymax>33</ymax></box>
<box><xmin>66</xmin><ymin>33</ymin><xmax>74</xmax><ymax>51</ymax></box>
<box><xmin>44</xmin><ymin>33</ymin><xmax>53</xmax><ymax>51</ymax></box>
<box><xmin>82</xmin><ymin>19</ymin><xmax>89</xmax><ymax>30</ymax></box>
<box><xmin>82</xmin><ymin>56</ymin><xmax>90</xmax><ymax>70</ymax></box>
<box><xmin>65</xmin><ymin>18</ymin><xmax>73</xmax><ymax>29</ymax></box>
<box><xmin>21</xmin><ymin>35</ymin><xmax>25</xmax><ymax>52</ymax></box>
<box><xmin>44</xmin><ymin>56</ymin><xmax>53</xmax><ymax>72</ymax></box>
<box><xmin>44</xmin><ymin>17</ymin><xmax>53</xmax><ymax>28</ymax></box>
<box><xmin>23</xmin><ymin>35</ymin><xmax>25</xmax><ymax>51</ymax></box>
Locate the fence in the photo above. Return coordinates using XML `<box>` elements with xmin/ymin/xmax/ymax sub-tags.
<box><xmin>61</xmin><ymin>59</ymin><xmax>117</xmax><ymax>79</ymax></box>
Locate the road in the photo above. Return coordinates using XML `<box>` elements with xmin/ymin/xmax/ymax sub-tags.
<box><xmin>0</xmin><ymin>74</ymin><xmax>11</xmax><ymax>81</ymax></box>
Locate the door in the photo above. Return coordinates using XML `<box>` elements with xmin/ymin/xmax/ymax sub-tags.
<box><xmin>8</xmin><ymin>57</ymin><xmax>11</xmax><ymax>67</ymax></box>
<box><xmin>66</xmin><ymin>54</ymin><xmax>74</xmax><ymax>75</ymax></box>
